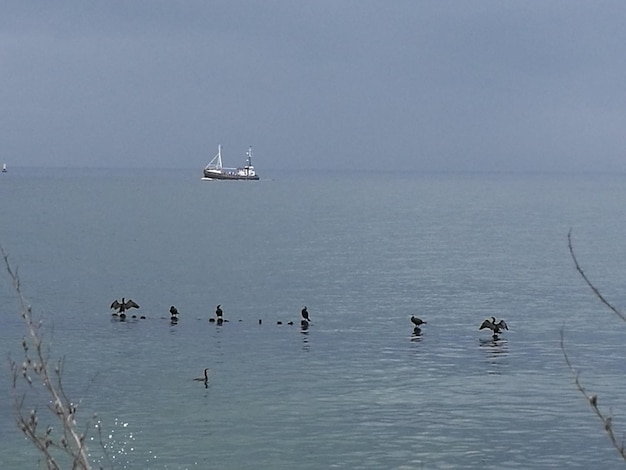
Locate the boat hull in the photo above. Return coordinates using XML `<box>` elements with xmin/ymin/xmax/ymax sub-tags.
<box><xmin>202</xmin><ymin>170</ymin><xmax>259</xmax><ymax>181</ymax></box>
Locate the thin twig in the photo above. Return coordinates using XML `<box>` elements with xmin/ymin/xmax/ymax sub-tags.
<box><xmin>560</xmin><ymin>327</ymin><xmax>626</xmax><ymax>460</ymax></box>
<box><xmin>567</xmin><ymin>229</ymin><xmax>626</xmax><ymax>321</ymax></box>
<box><xmin>565</xmin><ymin>230</ymin><xmax>626</xmax><ymax>461</ymax></box>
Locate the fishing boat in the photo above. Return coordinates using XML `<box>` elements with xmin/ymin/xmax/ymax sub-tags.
<box><xmin>202</xmin><ymin>145</ymin><xmax>259</xmax><ymax>181</ymax></box>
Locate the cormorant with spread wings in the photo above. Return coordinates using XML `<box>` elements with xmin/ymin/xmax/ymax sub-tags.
<box><xmin>110</xmin><ymin>298</ymin><xmax>140</xmax><ymax>318</ymax></box>
<box><xmin>479</xmin><ymin>317</ymin><xmax>508</xmax><ymax>337</ymax></box>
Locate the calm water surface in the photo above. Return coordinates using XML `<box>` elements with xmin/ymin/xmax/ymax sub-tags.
<box><xmin>1</xmin><ymin>168</ymin><xmax>626</xmax><ymax>468</ymax></box>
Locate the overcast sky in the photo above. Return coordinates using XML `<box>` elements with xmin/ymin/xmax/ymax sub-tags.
<box><xmin>2</xmin><ymin>1</ymin><xmax>626</xmax><ymax>172</ymax></box>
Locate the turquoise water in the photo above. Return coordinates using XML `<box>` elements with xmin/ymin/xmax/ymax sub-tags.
<box><xmin>1</xmin><ymin>168</ymin><xmax>626</xmax><ymax>468</ymax></box>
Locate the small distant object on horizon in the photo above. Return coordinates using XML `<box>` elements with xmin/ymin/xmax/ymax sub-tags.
<box><xmin>2</xmin><ymin>163</ymin><xmax>6</xmax><ymax>173</ymax></box>
<box><xmin>202</xmin><ymin>144</ymin><xmax>260</xmax><ymax>181</ymax></box>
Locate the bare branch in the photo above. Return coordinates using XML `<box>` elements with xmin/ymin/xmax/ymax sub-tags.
<box><xmin>2</xmin><ymin>246</ymin><xmax>93</xmax><ymax>469</ymax></box>
<box><xmin>561</xmin><ymin>327</ymin><xmax>626</xmax><ymax>460</ymax></box>
<box><xmin>567</xmin><ymin>229</ymin><xmax>626</xmax><ymax>321</ymax></box>
<box><xmin>565</xmin><ymin>231</ymin><xmax>626</xmax><ymax>461</ymax></box>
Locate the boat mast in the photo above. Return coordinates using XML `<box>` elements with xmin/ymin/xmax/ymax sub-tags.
<box><xmin>212</xmin><ymin>144</ymin><xmax>223</xmax><ymax>170</ymax></box>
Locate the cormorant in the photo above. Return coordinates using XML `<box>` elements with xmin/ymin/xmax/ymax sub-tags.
<box><xmin>301</xmin><ymin>306</ymin><xmax>310</xmax><ymax>322</ymax></box>
<box><xmin>110</xmin><ymin>298</ymin><xmax>139</xmax><ymax>314</ymax></box>
<box><xmin>193</xmin><ymin>368</ymin><xmax>210</xmax><ymax>387</ymax></box>
<box><xmin>410</xmin><ymin>315</ymin><xmax>426</xmax><ymax>327</ymax></box>
<box><xmin>479</xmin><ymin>317</ymin><xmax>508</xmax><ymax>337</ymax></box>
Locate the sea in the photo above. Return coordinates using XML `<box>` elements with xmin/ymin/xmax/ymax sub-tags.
<box><xmin>1</xmin><ymin>167</ymin><xmax>626</xmax><ymax>469</ymax></box>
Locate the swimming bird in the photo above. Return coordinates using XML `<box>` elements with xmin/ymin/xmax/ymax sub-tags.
<box><xmin>410</xmin><ymin>316</ymin><xmax>426</xmax><ymax>327</ymax></box>
<box><xmin>170</xmin><ymin>306</ymin><xmax>179</xmax><ymax>316</ymax></box>
<box><xmin>301</xmin><ymin>307</ymin><xmax>310</xmax><ymax>322</ymax></box>
<box><xmin>479</xmin><ymin>317</ymin><xmax>508</xmax><ymax>336</ymax></box>
<box><xmin>193</xmin><ymin>368</ymin><xmax>210</xmax><ymax>383</ymax></box>
<box><xmin>216</xmin><ymin>304</ymin><xmax>223</xmax><ymax>319</ymax></box>
<box><xmin>111</xmin><ymin>298</ymin><xmax>139</xmax><ymax>314</ymax></box>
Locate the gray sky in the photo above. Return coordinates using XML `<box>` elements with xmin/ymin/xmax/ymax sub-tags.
<box><xmin>2</xmin><ymin>1</ymin><xmax>626</xmax><ymax>172</ymax></box>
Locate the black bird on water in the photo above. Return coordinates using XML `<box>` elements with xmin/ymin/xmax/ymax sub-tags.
<box><xmin>301</xmin><ymin>307</ymin><xmax>310</xmax><ymax>322</ymax></box>
<box><xmin>479</xmin><ymin>317</ymin><xmax>508</xmax><ymax>338</ymax></box>
<box><xmin>110</xmin><ymin>298</ymin><xmax>139</xmax><ymax>319</ymax></box>
<box><xmin>215</xmin><ymin>304</ymin><xmax>224</xmax><ymax>324</ymax></box>
<box><xmin>410</xmin><ymin>316</ymin><xmax>426</xmax><ymax>336</ymax></box>
<box><xmin>169</xmin><ymin>305</ymin><xmax>179</xmax><ymax>323</ymax></box>
<box><xmin>193</xmin><ymin>368</ymin><xmax>210</xmax><ymax>388</ymax></box>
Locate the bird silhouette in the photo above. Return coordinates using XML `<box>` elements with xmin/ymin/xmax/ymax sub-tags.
<box><xmin>170</xmin><ymin>306</ymin><xmax>179</xmax><ymax>316</ymax></box>
<box><xmin>110</xmin><ymin>298</ymin><xmax>139</xmax><ymax>315</ymax></box>
<box><xmin>193</xmin><ymin>368</ymin><xmax>210</xmax><ymax>388</ymax></box>
<box><xmin>479</xmin><ymin>317</ymin><xmax>508</xmax><ymax>337</ymax></box>
<box><xmin>301</xmin><ymin>306</ymin><xmax>310</xmax><ymax>322</ymax></box>
<box><xmin>193</xmin><ymin>368</ymin><xmax>210</xmax><ymax>381</ymax></box>
<box><xmin>216</xmin><ymin>304</ymin><xmax>223</xmax><ymax>319</ymax></box>
<box><xmin>410</xmin><ymin>315</ymin><xmax>426</xmax><ymax>327</ymax></box>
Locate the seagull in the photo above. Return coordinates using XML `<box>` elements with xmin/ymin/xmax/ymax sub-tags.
<box><xmin>479</xmin><ymin>317</ymin><xmax>508</xmax><ymax>336</ymax></box>
<box><xmin>110</xmin><ymin>298</ymin><xmax>139</xmax><ymax>317</ymax></box>
<box><xmin>301</xmin><ymin>306</ymin><xmax>310</xmax><ymax>322</ymax></box>
<box><xmin>410</xmin><ymin>316</ymin><xmax>426</xmax><ymax>327</ymax></box>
